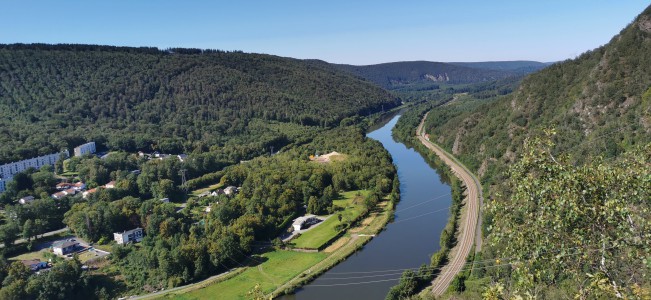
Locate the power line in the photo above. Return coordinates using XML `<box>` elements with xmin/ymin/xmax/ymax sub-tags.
<box><xmin>390</xmin><ymin>206</ymin><xmax>451</xmax><ymax>225</ymax></box>
<box><xmin>323</xmin><ymin>243</ymin><xmax>613</xmax><ymax>277</ymax></box>
<box><xmin>393</xmin><ymin>193</ymin><xmax>451</xmax><ymax>214</ymax></box>
<box><xmin>307</xmin><ymin>244</ymin><xmax>620</xmax><ymax>288</ymax></box>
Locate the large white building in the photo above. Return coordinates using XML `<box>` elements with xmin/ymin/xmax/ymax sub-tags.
<box><xmin>114</xmin><ymin>228</ymin><xmax>144</xmax><ymax>245</ymax></box>
<box><xmin>73</xmin><ymin>142</ymin><xmax>96</xmax><ymax>157</ymax></box>
<box><xmin>0</xmin><ymin>151</ymin><xmax>69</xmax><ymax>193</ymax></box>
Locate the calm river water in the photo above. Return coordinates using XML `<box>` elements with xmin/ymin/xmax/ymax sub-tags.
<box><xmin>280</xmin><ymin>114</ymin><xmax>452</xmax><ymax>300</ymax></box>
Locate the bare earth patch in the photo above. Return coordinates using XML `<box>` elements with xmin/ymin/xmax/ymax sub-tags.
<box><xmin>323</xmin><ymin>237</ymin><xmax>350</xmax><ymax>253</ymax></box>
<box><xmin>310</xmin><ymin>151</ymin><xmax>346</xmax><ymax>163</ymax></box>
<box><xmin>349</xmin><ymin>215</ymin><xmax>376</xmax><ymax>233</ymax></box>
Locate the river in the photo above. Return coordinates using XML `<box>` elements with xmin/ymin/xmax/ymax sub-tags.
<box><xmin>280</xmin><ymin>114</ymin><xmax>452</xmax><ymax>299</ymax></box>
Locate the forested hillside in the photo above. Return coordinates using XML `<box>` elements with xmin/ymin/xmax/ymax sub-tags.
<box><xmin>406</xmin><ymin>4</ymin><xmax>651</xmax><ymax>298</ymax></box>
<box><xmin>422</xmin><ymin>5</ymin><xmax>651</xmax><ymax>183</ymax></box>
<box><xmin>449</xmin><ymin>60</ymin><xmax>549</xmax><ymax>74</ymax></box>
<box><xmin>327</xmin><ymin>61</ymin><xmax>521</xmax><ymax>89</ymax></box>
<box><xmin>0</xmin><ymin>44</ymin><xmax>402</xmax><ymax>298</ymax></box>
<box><xmin>0</xmin><ymin>44</ymin><xmax>400</xmax><ymax>164</ymax></box>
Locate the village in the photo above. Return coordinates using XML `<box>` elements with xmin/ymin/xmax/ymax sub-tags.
<box><xmin>0</xmin><ymin>141</ymin><xmax>257</xmax><ymax>276</ymax></box>
<box><xmin>0</xmin><ymin>136</ymin><xmax>384</xmax><ymax>300</ymax></box>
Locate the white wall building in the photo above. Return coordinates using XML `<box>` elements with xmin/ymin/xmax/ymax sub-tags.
<box><xmin>73</xmin><ymin>142</ymin><xmax>96</xmax><ymax>157</ymax></box>
<box><xmin>0</xmin><ymin>150</ymin><xmax>68</xmax><ymax>193</ymax></box>
<box><xmin>114</xmin><ymin>228</ymin><xmax>144</xmax><ymax>245</ymax></box>
<box><xmin>292</xmin><ymin>215</ymin><xmax>319</xmax><ymax>231</ymax></box>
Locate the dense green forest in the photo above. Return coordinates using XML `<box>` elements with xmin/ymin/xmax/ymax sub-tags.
<box><xmin>399</xmin><ymin>4</ymin><xmax>651</xmax><ymax>298</ymax></box>
<box><xmin>0</xmin><ymin>44</ymin><xmax>400</xmax><ymax>165</ymax></box>
<box><xmin>0</xmin><ymin>118</ymin><xmax>398</xmax><ymax>299</ymax></box>
<box><xmin>0</xmin><ymin>44</ymin><xmax>405</xmax><ymax>299</ymax></box>
<box><xmin>323</xmin><ymin>60</ymin><xmax>536</xmax><ymax>89</ymax></box>
<box><xmin>449</xmin><ymin>61</ymin><xmax>550</xmax><ymax>74</ymax></box>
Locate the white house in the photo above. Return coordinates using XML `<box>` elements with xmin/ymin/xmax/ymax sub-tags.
<box><xmin>211</xmin><ymin>189</ymin><xmax>225</xmax><ymax>197</ymax></box>
<box><xmin>52</xmin><ymin>188</ymin><xmax>76</xmax><ymax>200</ymax></box>
<box><xmin>53</xmin><ymin>240</ymin><xmax>79</xmax><ymax>256</ymax></box>
<box><xmin>224</xmin><ymin>186</ymin><xmax>238</xmax><ymax>196</ymax></box>
<box><xmin>292</xmin><ymin>215</ymin><xmax>319</xmax><ymax>231</ymax></box>
<box><xmin>113</xmin><ymin>228</ymin><xmax>144</xmax><ymax>245</ymax></box>
<box><xmin>73</xmin><ymin>142</ymin><xmax>96</xmax><ymax>157</ymax></box>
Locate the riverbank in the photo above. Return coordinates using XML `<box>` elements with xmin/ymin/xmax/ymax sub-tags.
<box><xmin>292</xmin><ymin>114</ymin><xmax>453</xmax><ymax>299</ymax></box>
<box><xmin>142</xmin><ymin>191</ymin><xmax>394</xmax><ymax>300</ymax></box>
<box><xmin>270</xmin><ymin>199</ymin><xmax>393</xmax><ymax>298</ymax></box>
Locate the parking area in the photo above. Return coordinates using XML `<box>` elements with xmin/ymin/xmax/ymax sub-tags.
<box><xmin>41</xmin><ymin>236</ymin><xmax>110</xmax><ymax>262</ymax></box>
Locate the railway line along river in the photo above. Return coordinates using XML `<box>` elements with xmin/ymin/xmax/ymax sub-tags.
<box><xmin>280</xmin><ymin>114</ymin><xmax>453</xmax><ymax>299</ymax></box>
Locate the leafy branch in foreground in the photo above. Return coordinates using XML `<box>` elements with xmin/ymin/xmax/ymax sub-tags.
<box><xmin>487</xmin><ymin>131</ymin><xmax>651</xmax><ymax>298</ymax></box>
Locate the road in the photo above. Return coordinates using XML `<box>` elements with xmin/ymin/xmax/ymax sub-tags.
<box><xmin>0</xmin><ymin>227</ymin><xmax>70</xmax><ymax>248</ymax></box>
<box><xmin>417</xmin><ymin>112</ymin><xmax>483</xmax><ymax>296</ymax></box>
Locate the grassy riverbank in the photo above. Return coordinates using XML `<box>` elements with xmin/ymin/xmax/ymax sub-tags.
<box><xmin>168</xmin><ymin>251</ymin><xmax>326</xmax><ymax>300</ymax></box>
<box><xmin>147</xmin><ymin>190</ymin><xmax>395</xmax><ymax>300</ymax></box>
<box><xmin>291</xmin><ymin>190</ymin><xmax>369</xmax><ymax>249</ymax></box>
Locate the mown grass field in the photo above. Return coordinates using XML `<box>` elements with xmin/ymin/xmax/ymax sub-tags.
<box><xmin>11</xmin><ymin>249</ymin><xmax>49</xmax><ymax>261</ymax></box>
<box><xmin>189</xmin><ymin>183</ymin><xmax>223</xmax><ymax>197</ymax></box>
<box><xmin>169</xmin><ymin>250</ymin><xmax>325</xmax><ymax>300</ymax></box>
<box><xmin>291</xmin><ymin>190</ymin><xmax>368</xmax><ymax>249</ymax></box>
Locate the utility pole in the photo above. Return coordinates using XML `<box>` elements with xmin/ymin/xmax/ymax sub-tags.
<box><xmin>179</xmin><ymin>169</ymin><xmax>187</xmax><ymax>192</ymax></box>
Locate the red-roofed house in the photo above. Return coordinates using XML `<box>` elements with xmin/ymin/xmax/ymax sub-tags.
<box><xmin>82</xmin><ymin>188</ymin><xmax>98</xmax><ymax>199</ymax></box>
<box><xmin>52</xmin><ymin>188</ymin><xmax>76</xmax><ymax>200</ymax></box>
<box><xmin>72</xmin><ymin>182</ymin><xmax>86</xmax><ymax>191</ymax></box>
<box><xmin>56</xmin><ymin>182</ymin><xmax>72</xmax><ymax>190</ymax></box>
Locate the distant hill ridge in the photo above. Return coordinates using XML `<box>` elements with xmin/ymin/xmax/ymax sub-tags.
<box><xmin>319</xmin><ymin>60</ymin><xmax>546</xmax><ymax>89</ymax></box>
<box><xmin>449</xmin><ymin>60</ymin><xmax>551</xmax><ymax>74</ymax></box>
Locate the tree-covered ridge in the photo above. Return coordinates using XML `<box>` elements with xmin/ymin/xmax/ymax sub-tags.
<box><xmin>421</xmin><ymin>4</ymin><xmax>651</xmax><ymax>185</ymax></box>
<box><xmin>449</xmin><ymin>60</ymin><xmax>550</xmax><ymax>74</ymax></box>
<box><xmin>0</xmin><ymin>44</ymin><xmax>400</xmax><ymax>164</ymax></box>
<box><xmin>325</xmin><ymin>60</ymin><xmax>527</xmax><ymax>89</ymax></box>
<box><xmin>404</xmin><ymin>4</ymin><xmax>651</xmax><ymax>298</ymax></box>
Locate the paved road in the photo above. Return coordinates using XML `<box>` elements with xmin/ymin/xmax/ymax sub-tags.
<box><xmin>0</xmin><ymin>227</ymin><xmax>69</xmax><ymax>248</ymax></box>
<box><xmin>417</xmin><ymin>113</ymin><xmax>483</xmax><ymax>296</ymax></box>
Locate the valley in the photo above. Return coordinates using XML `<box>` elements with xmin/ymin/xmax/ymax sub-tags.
<box><xmin>1</xmin><ymin>3</ymin><xmax>650</xmax><ymax>300</ymax></box>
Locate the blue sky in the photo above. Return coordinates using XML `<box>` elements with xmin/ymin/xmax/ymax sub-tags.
<box><xmin>1</xmin><ymin>1</ymin><xmax>649</xmax><ymax>64</ymax></box>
